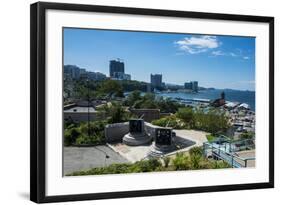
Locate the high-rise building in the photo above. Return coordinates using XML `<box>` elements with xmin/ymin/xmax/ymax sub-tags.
<box><xmin>184</xmin><ymin>82</ymin><xmax>192</xmax><ymax>90</ymax></box>
<box><xmin>64</xmin><ymin>65</ymin><xmax>82</xmax><ymax>80</ymax></box>
<box><xmin>184</xmin><ymin>81</ymin><xmax>198</xmax><ymax>92</ymax></box>
<box><xmin>112</xmin><ymin>72</ymin><xmax>131</xmax><ymax>80</ymax></box>
<box><xmin>87</xmin><ymin>71</ymin><xmax>107</xmax><ymax>81</ymax></box>
<box><xmin>64</xmin><ymin>65</ymin><xmax>107</xmax><ymax>81</ymax></box>
<box><xmin>150</xmin><ymin>74</ymin><xmax>162</xmax><ymax>88</ymax></box>
<box><xmin>192</xmin><ymin>81</ymin><xmax>198</xmax><ymax>92</ymax></box>
<box><xmin>109</xmin><ymin>59</ymin><xmax>124</xmax><ymax>77</ymax></box>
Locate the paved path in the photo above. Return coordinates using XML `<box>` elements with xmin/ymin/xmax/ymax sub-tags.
<box><xmin>173</xmin><ymin>129</ymin><xmax>209</xmax><ymax>146</ymax></box>
<box><xmin>165</xmin><ymin>129</ymin><xmax>209</xmax><ymax>156</ymax></box>
<box><xmin>63</xmin><ymin>146</ymin><xmax>129</xmax><ymax>175</ymax></box>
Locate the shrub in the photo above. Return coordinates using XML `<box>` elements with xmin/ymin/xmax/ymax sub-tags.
<box><xmin>64</xmin><ymin>121</ymin><xmax>107</xmax><ymax>146</ymax></box>
<box><xmin>163</xmin><ymin>157</ymin><xmax>171</xmax><ymax>168</ymax></box>
<box><xmin>130</xmin><ymin>158</ymin><xmax>162</xmax><ymax>172</ymax></box>
<box><xmin>156</xmin><ymin>97</ymin><xmax>184</xmax><ymax>113</ymax></box>
<box><xmin>239</xmin><ymin>131</ymin><xmax>255</xmax><ymax>140</ymax></box>
<box><xmin>152</xmin><ymin>108</ymin><xmax>231</xmax><ymax>134</ymax></box>
<box><xmin>64</xmin><ymin>127</ymin><xmax>80</xmax><ymax>146</ymax></box>
<box><xmin>189</xmin><ymin>154</ymin><xmax>202</xmax><ymax>169</ymax></box>
<box><xmin>193</xmin><ymin>109</ymin><xmax>230</xmax><ymax>134</ymax></box>
<box><xmin>124</xmin><ymin>90</ymin><xmax>142</xmax><ymax>107</ymax></box>
<box><xmin>68</xmin><ymin>159</ymin><xmax>162</xmax><ymax>176</ymax></box>
<box><xmin>97</xmin><ymin>80</ymin><xmax>124</xmax><ymax>98</ymax></box>
<box><xmin>124</xmin><ymin>92</ymin><xmax>184</xmax><ymax>113</ymax></box>
<box><xmin>67</xmin><ymin>155</ymin><xmax>231</xmax><ymax>176</ymax></box>
<box><xmin>97</xmin><ymin>102</ymin><xmax>131</xmax><ymax>124</ymax></box>
<box><xmin>75</xmin><ymin>134</ymin><xmax>92</xmax><ymax>145</ymax></box>
<box><xmin>172</xmin><ymin>153</ymin><xmax>190</xmax><ymax>170</ymax></box>
<box><xmin>148</xmin><ymin>158</ymin><xmax>162</xmax><ymax>170</ymax></box>
<box><xmin>206</xmin><ymin>134</ymin><xmax>216</xmax><ymax>142</ymax></box>
<box><xmin>100</xmin><ymin>163</ymin><xmax>132</xmax><ymax>174</ymax></box>
<box><xmin>69</xmin><ymin>163</ymin><xmax>133</xmax><ymax>176</ymax></box>
<box><xmin>189</xmin><ymin>146</ymin><xmax>203</xmax><ymax>157</ymax></box>
<box><xmin>176</xmin><ymin>107</ymin><xmax>195</xmax><ymax>128</ymax></box>
<box><xmin>210</xmin><ymin>160</ymin><xmax>231</xmax><ymax>169</ymax></box>
<box><xmin>152</xmin><ymin>115</ymin><xmax>186</xmax><ymax>129</ymax></box>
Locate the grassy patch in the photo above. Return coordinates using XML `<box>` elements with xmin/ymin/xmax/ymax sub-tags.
<box><xmin>206</xmin><ymin>134</ymin><xmax>216</xmax><ymax>142</ymax></box>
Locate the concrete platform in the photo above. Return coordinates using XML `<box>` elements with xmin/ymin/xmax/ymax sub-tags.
<box><xmin>235</xmin><ymin>150</ymin><xmax>256</xmax><ymax>167</ymax></box>
<box><xmin>123</xmin><ymin>132</ymin><xmax>151</xmax><ymax>146</ymax></box>
<box><xmin>108</xmin><ymin>129</ymin><xmax>209</xmax><ymax>162</ymax></box>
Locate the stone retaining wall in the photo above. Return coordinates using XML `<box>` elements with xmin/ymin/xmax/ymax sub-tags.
<box><xmin>105</xmin><ymin>122</ymin><xmax>129</xmax><ymax>143</ymax></box>
<box><xmin>105</xmin><ymin>121</ymin><xmax>164</xmax><ymax>143</ymax></box>
<box><xmin>130</xmin><ymin>109</ymin><xmax>160</xmax><ymax>122</ymax></box>
<box><xmin>64</xmin><ymin>112</ymin><xmax>104</xmax><ymax>123</ymax></box>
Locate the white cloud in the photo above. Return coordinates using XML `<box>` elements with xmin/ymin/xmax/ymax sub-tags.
<box><xmin>212</xmin><ymin>50</ymin><xmax>225</xmax><ymax>56</ymax></box>
<box><xmin>211</xmin><ymin>50</ymin><xmax>238</xmax><ymax>57</ymax></box>
<box><xmin>211</xmin><ymin>50</ymin><xmax>251</xmax><ymax>61</ymax></box>
<box><xmin>175</xmin><ymin>35</ymin><xmax>220</xmax><ymax>54</ymax></box>
<box><xmin>175</xmin><ymin>36</ymin><xmax>253</xmax><ymax>62</ymax></box>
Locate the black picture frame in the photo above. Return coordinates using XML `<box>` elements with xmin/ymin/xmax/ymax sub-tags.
<box><xmin>30</xmin><ymin>1</ymin><xmax>274</xmax><ymax>203</ymax></box>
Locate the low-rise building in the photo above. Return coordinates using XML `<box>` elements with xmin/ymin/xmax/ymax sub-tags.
<box><xmin>64</xmin><ymin>105</ymin><xmax>104</xmax><ymax>123</ymax></box>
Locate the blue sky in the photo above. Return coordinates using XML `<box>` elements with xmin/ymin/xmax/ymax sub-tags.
<box><xmin>64</xmin><ymin>28</ymin><xmax>255</xmax><ymax>91</ymax></box>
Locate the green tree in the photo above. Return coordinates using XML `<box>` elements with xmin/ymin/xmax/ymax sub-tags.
<box><xmin>125</xmin><ymin>90</ymin><xmax>142</xmax><ymax>107</ymax></box>
<box><xmin>138</xmin><ymin>93</ymin><xmax>158</xmax><ymax>109</ymax></box>
<box><xmin>98</xmin><ymin>80</ymin><xmax>124</xmax><ymax>98</ymax></box>
<box><xmin>193</xmin><ymin>109</ymin><xmax>230</xmax><ymax>134</ymax></box>
<box><xmin>98</xmin><ymin>102</ymin><xmax>131</xmax><ymax>123</ymax></box>
<box><xmin>156</xmin><ymin>97</ymin><xmax>184</xmax><ymax>113</ymax></box>
<box><xmin>176</xmin><ymin>107</ymin><xmax>195</xmax><ymax>128</ymax></box>
<box><xmin>64</xmin><ymin>127</ymin><xmax>81</xmax><ymax>146</ymax></box>
<box><xmin>119</xmin><ymin>80</ymin><xmax>148</xmax><ymax>92</ymax></box>
<box><xmin>152</xmin><ymin>115</ymin><xmax>186</xmax><ymax>129</ymax></box>
<box><xmin>64</xmin><ymin>121</ymin><xmax>107</xmax><ymax>146</ymax></box>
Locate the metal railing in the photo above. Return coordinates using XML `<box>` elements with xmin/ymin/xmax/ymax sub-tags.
<box><xmin>203</xmin><ymin>142</ymin><xmax>255</xmax><ymax>168</ymax></box>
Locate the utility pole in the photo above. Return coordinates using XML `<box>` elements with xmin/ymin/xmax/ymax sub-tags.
<box><xmin>87</xmin><ymin>77</ymin><xmax>90</xmax><ymax>138</ymax></box>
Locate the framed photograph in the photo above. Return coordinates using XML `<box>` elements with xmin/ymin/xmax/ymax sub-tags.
<box><xmin>30</xmin><ymin>2</ymin><xmax>274</xmax><ymax>203</ymax></box>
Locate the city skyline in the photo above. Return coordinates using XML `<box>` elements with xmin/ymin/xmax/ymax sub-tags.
<box><xmin>64</xmin><ymin>28</ymin><xmax>255</xmax><ymax>91</ymax></box>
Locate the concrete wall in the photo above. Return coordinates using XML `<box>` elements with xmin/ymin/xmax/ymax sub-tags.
<box><xmin>144</xmin><ymin>122</ymin><xmax>163</xmax><ymax>140</ymax></box>
<box><xmin>160</xmin><ymin>113</ymin><xmax>172</xmax><ymax>118</ymax></box>
<box><xmin>64</xmin><ymin>112</ymin><xmax>105</xmax><ymax>123</ymax></box>
<box><xmin>130</xmin><ymin>109</ymin><xmax>160</xmax><ymax>122</ymax></box>
<box><xmin>105</xmin><ymin>122</ymin><xmax>129</xmax><ymax>143</ymax></box>
<box><xmin>63</xmin><ymin>103</ymin><xmax>76</xmax><ymax>110</ymax></box>
<box><xmin>76</xmin><ymin>101</ymin><xmax>91</xmax><ymax>106</ymax></box>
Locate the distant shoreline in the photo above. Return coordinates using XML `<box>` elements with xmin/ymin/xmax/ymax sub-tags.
<box><xmin>155</xmin><ymin>89</ymin><xmax>255</xmax><ymax>111</ymax></box>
